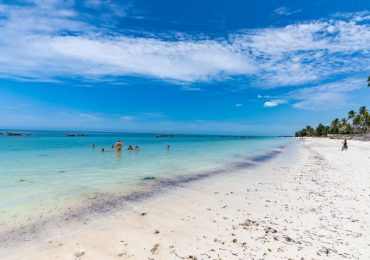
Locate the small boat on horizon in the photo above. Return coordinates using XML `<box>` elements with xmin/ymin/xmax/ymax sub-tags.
<box><xmin>3</xmin><ymin>132</ymin><xmax>31</xmax><ymax>136</ymax></box>
<box><xmin>65</xmin><ymin>133</ymin><xmax>88</xmax><ymax>137</ymax></box>
<box><xmin>156</xmin><ymin>134</ymin><xmax>175</xmax><ymax>138</ymax></box>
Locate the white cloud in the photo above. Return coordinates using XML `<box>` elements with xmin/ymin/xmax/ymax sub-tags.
<box><xmin>83</xmin><ymin>0</ymin><xmax>128</xmax><ymax>17</ymax></box>
<box><xmin>233</xmin><ymin>13</ymin><xmax>370</xmax><ymax>87</ymax></box>
<box><xmin>84</xmin><ymin>0</ymin><xmax>102</xmax><ymax>8</ymax></box>
<box><xmin>274</xmin><ymin>7</ymin><xmax>302</xmax><ymax>16</ymax></box>
<box><xmin>138</xmin><ymin>112</ymin><xmax>166</xmax><ymax>118</ymax></box>
<box><xmin>121</xmin><ymin>116</ymin><xmax>135</xmax><ymax>121</ymax></box>
<box><xmin>256</xmin><ymin>77</ymin><xmax>365</xmax><ymax>111</ymax></box>
<box><xmin>235</xmin><ymin>103</ymin><xmax>243</xmax><ymax>107</ymax></box>
<box><xmin>0</xmin><ymin>2</ymin><xmax>369</xmax><ymax>86</ymax></box>
<box><xmin>263</xmin><ymin>99</ymin><xmax>287</xmax><ymax>108</ymax></box>
<box><xmin>120</xmin><ymin>112</ymin><xmax>165</xmax><ymax>122</ymax></box>
<box><xmin>78</xmin><ymin>113</ymin><xmax>99</xmax><ymax>121</ymax></box>
<box><xmin>288</xmin><ymin>78</ymin><xmax>364</xmax><ymax>110</ymax></box>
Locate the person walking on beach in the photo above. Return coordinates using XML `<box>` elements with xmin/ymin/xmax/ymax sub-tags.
<box><xmin>115</xmin><ymin>140</ymin><xmax>123</xmax><ymax>151</ymax></box>
<box><xmin>342</xmin><ymin>139</ymin><xmax>348</xmax><ymax>151</ymax></box>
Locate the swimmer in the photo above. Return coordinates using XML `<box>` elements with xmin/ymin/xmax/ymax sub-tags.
<box><xmin>128</xmin><ymin>145</ymin><xmax>133</xmax><ymax>151</ymax></box>
<box><xmin>101</xmin><ymin>148</ymin><xmax>105</xmax><ymax>152</ymax></box>
<box><xmin>135</xmin><ymin>145</ymin><xmax>140</xmax><ymax>151</ymax></box>
<box><xmin>92</xmin><ymin>143</ymin><xmax>96</xmax><ymax>149</ymax></box>
<box><xmin>167</xmin><ymin>144</ymin><xmax>170</xmax><ymax>151</ymax></box>
<box><xmin>115</xmin><ymin>140</ymin><xmax>123</xmax><ymax>151</ymax></box>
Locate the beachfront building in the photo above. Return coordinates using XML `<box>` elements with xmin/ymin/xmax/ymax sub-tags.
<box><xmin>352</xmin><ymin>125</ymin><xmax>362</xmax><ymax>134</ymax></box>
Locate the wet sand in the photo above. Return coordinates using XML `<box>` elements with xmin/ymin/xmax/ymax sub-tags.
<box><xmin>1</xmin><ymin>138</ymin><xmax>370</xmax><ymax>259</ymax></box>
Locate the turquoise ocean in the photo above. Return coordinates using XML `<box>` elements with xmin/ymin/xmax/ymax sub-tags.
<box><xmin>0</xmin><ymin>131</ymin><xmax>292</xmax><ymax>228</ymax></box>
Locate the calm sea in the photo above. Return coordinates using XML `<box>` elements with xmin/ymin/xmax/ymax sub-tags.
<box><xmin>0</xmin><ymin>130</ymin><xmax>291</xmax><ymax>227</ymax></box>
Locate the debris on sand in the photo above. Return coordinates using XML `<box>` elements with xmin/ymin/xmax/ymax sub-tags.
<box><xmin>239</xmin><ymin>219</ymin><xmax>258</xmax><ymax>228</ymax></box>
<box><xmin>151</xmin><ymin>243</ymin><xmax>159</xmax><ymax>254</ymax></box>
<box><xmin>74</xmin><ymin>251</ymin><xmax>85</xmax><ymax>258</ymax></box>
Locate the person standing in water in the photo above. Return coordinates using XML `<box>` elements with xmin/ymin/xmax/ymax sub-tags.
<box><xmin>167</xmin><ymin>144</ymin><xmax>170</xmax><ymax>151</ymax></box>
<box><xmin>115</xmin><ymin>140</ymin><xmax>123</xmax><ymax>151</ymax></box>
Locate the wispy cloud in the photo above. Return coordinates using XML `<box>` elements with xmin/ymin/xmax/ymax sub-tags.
<box><xmin>263</xmin><ymin>99</ymin><xmax>287</xmax><ymax>108</ymax></box>
<box><xmin>78</xmin><ymin>113</ymin><xmax>99</xmax><ymax>121</ymax></box>
<box><xmin>120</xmin><ymin>112</ymin><xmax>166</xmax><ymax>121</ymax></box>
<box><xmin>234</xmin><ymin>13</ymin><xmax>370</xmax><ymax>87</ymax></box>
<box><xmin>121</xmin><ymin>115</ymin><xmax>135</xmax><ymax>121</ymax></box>
<box><xmin>288</xmin><ymin>78</ymin><xmax>364</xmax><ymax>110</ymax></box>
<box><xmin>235</xmin><ymin>103</ymin><xmax>243</xmax><ymax>107</ymax></box>
<box><xmin>0</xmin><ymin>2</ymin><xmax>369</xmax><ymax>87</ymax></box>
<box><xmin>274</xmin><ymin>7</ymin><xmax>302</xmax><ymax>16</ymax></box>
<box><xmin>260</xmin><ymin>77</ymin><xmax>365</xmax><ymax>110</ymax></box>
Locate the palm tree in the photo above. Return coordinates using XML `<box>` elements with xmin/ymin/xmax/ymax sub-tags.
<box><xmin>368</xmin><ymin>75</ymin><xmax>370</xmax><ymax>87</ymax></box>
<box><xmin>359</xmin><ymin>106</ymin><xmax>367</xmax><ymax>116</ymax></box>
<box><xmin>353</xmin><ymin>114</ymin><xmax>362</xmax><ymax>127</ymax></box>
<box><xmin>316</xmin><ymin>123</ymin><xmax>327</xmax><ymax>136</ymax></box>
<box><xmin>359</xmin><ymin>106</ymin><xmax>369</xmax><ymax>133</ymax></box>
<box><xmin>351</xmin><ymin>114</ymin><xmax>362</xmax><ymax>134</ymax></box>
<box><xmin>339</xmin><ymin>118</ymin><xmax>352</xmax><ymax>134</ymax></box>
<box><xmin>347</xmin><ymin>111</ymin><xmax>357</xmax><ymax>133</ymax></box>
<box><xmin>348</xmin><ymin>110</ymin><xmax>356</xmax><ymax>120</ymax></box>
<box><xmin>305</xmin><ymin>125</ymin><xmax>315</xmax><ymax>136</ymax></box>
<box><xmin>330</xmin><ymin>118</ymin><xmax>341</xmax><ymax>134</ymax></box>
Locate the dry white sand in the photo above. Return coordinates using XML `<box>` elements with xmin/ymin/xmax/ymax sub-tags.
<box><xmin>1</xmin><ymin>138</ymin><xmax>370</xmax><ymax>259</ymax></box>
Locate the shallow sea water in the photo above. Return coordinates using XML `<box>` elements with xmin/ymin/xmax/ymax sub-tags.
<box><xmin>0</xmin><ymin>131</ymin><xmax>291</xmax><ymax>225</ymax></box>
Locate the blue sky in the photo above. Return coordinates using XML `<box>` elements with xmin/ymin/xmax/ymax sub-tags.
<box><xmin>0</xmin><ymin>0</ymin><xmax>369</xmax><ymax>135</ymax></box>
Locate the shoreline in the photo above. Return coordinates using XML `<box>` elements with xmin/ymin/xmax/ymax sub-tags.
<box><xmin>0</xmin><ymin>145</ymin><xmax>288</xmax><ymax>250</ymax></box>
<box><xmin>1</xmin><ymin>138</ymin><xmax>369</xmax><ymax>259</ymax></box>
<box><xmin>299</xmin><ymin>134</ymin><xmax>370</xmax><ymax>141</ymax></box>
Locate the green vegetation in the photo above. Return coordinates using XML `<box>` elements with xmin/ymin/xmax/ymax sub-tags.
<box><xmin>295</xmin><ymin>106</ymin><xmax>370</xmax><ymax>137</ymax></box>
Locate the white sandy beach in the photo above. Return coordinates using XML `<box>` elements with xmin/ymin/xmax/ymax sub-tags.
<box><xmin>1</xmin><ymin>138</ymin><xmax>370</xmax><ymax>259</ymax></box>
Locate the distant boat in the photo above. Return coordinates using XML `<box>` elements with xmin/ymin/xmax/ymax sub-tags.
<box><xmin>65</xmin><ymin>133</ymin><xmax>87</xmax><ymax>137</ymax></box>
<box><xmin>156</xmin><ymin>134</ymin><xmax>175</xmax><ymax>138</ymax></box>
<box><xmin>5</xmin><ymin>132</ymin><xmax>31</xmax><ymax>136</ymax></box>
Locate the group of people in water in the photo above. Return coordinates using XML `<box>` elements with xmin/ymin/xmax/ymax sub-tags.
<box><xmin>92</xmin><ymin>140</ymin><xmax>171</xmax><ymax>153</ymax></box>
<box><xmin>92</xmin><ymin>140</ymin><xmax>140</xmax><ymax>153</ymax></box>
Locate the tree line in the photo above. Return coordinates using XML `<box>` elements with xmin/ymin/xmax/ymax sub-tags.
<box><xmin>296</xmin><ymin>76</ymin><xmax>370</xmax><ymax>137</ymax></box>
<box><xmin>295</xmin><ymin>106</ymin><xmax>370</xmax><ymax>137</ymax></box>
